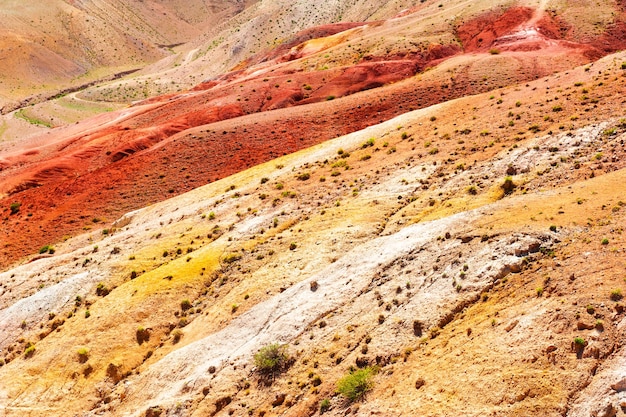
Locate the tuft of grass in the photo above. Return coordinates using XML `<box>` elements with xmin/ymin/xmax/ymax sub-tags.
<box><xmin>77</xmin><ymin>347</ymin><xmax>90</xmax><ymax>362</ymax></box>
<box><xmin>24</xmin><ymin>345</ymin><xmax>36</xmax><ymax>358</ymax></box>
<box><xmin>296</xmin><ymin>172</ymin><xmax>310</xmax><ymax>181</ymax></box>
<box><xmin>336</xmin><ymin>367</ymin><xmax>376</xmax><ymax>402</ymax></box>
<box><xmin>39</xmin><ymin>245</ymin><xmax>55</xmax><ymax>254</ymax></box>
<box><xmin>320</xmin><ymin>399</ymin><xmax>331</xmax><ymax>413</ymax></box>
<box><xmin>223</xmin><ymin>253</ymin><xmax>242</xmax><ymax>264</ymax></box>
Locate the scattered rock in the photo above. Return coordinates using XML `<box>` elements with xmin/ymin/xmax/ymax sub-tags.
<box><xmin>356</xmin><ymin>356</ymin><xmax>370</xmax><ymax>368</ymax></box>
<box><xmin>145</xmin><ymin>406</ymin><xmax>163</xmax><ymax>417</ymax></box>
<box><xmin>214</xmin><ymin>396</ymin><xmax>231</xmax><ymax>414</ymax></box>
<box><xmin>413</xmin><ymin>320</ymin><xmax>423</xmax><ymax>337</ymax></box>
<box><xmin>505</xmin><ymin>320</ymin><xmax>519</xmax><ymax>332</ymax></box>
<box><xmin>415</xmin><ymin>378</ymin><xmax>425</xmax><ymax>390</ymax></box>
<box><xmin>577</xmin><ymin>321</ymin><xmax>595</xmax><ymax>330</ymax></box>
<box><xmin>272</xmin><ymin>393</ymin><xmax>286</xmax><ymax>407</ymax></box>
<box><xmin>611</xmin><ymin>377</ymin><xmax>626</xmax><ymax>392</ymax></box>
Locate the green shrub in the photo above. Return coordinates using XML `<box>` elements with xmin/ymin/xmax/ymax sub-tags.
<box><xmin>254</xmin><ymin>343</ymin><xmax>289</xmax><ymax>375</ymax></box>
<box><xmin>610</xmin><ymin>289</ymin><xmax>623</xmax><ymax>301</ymax></box>
<box><xmin>573</xmin><ymin>337</ymin><xmax>585</xmax><ymax>346</ymax></box>
<box><xmin>320</xmin><ymin>399</ymin><xmax>331</xmax><ymax>413</ymax></box>
<box><xmin>362</xmin><ymin>138</ymin><xmax>375</xmax><ymax>148</ymax></box>
<box><xmin>336</xmin><ymin>367</ymin><xmax>375</xmax><ymax>402</ymax></box>
<box><xmin>10</xmin><ymin>202</ymin><xmax>21</xmax><ymax>214</ymax></box>
<box><xmin>297</xmin><ymin>173</ymin><xmax>310</xmax><ymax>181</ymax></box>
<box><xmin>96</xmin><ymin>283</ymin><xmax>110</xmax><ymax>296</ymax></box>
<box><xmin>601</xmin><ymin>238</ymin><xmax>609</xmax><ymax>245</ymax></box>
<box><xmin>180</xmin><ymin>299</ymin><xmax>192</xmax><ymax>310</ymax></box>
<box><xmin>501</xmin><ymin>176</ymin><xmax>516</xmax><ymax>195</ymax></box>
<box><xmin>172</xmin><ymin>329</ymin><xmax>183</xmax><ymax>344</ymax></box>
<box><xmin>24</xmin><ymin>345</ymin><xmax>36</xmax><ymax>358</ymax></box>
<box><xmin>77</xmin><ymin>347</ymin><xmax>90</xmax><ymax>362</ymax></box>
<box><xmin>39</xmin><ymin>245</ymin><xmax>54</xmax><ymax>254</ymax></box>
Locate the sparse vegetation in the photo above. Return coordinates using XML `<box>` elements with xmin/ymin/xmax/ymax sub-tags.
<box><xmin>77</xmin><ymin>347</ymin><xmax>89</xmax><ymax>363</ymax></box>
<box><xmin>320</xmin><ymin>399</ymin><xmax>331</xmax><ymax>413</ymax></box>
<box><xmin>24</xmin><ymin>344</ymin><xmax>36</xmax><ymax>358</ymax></box>
<box><xmin>39</xmin><ymin>245</ymin><xmax>55</xmax><ymax>254</ymax></box>
<box><xmin>501</xmin><ymin>176</ymin><xmax>516</xmax><ymax>195</ymax></box>
<box><xmin>610</xmin><ymin>289</ymin><xmax>623</xmax><ymax>301</ymax></box>
<box><xmin>253</xmin><ymin>343</ymin><xmax>289</xmax><ymax>375</ymax></box>
<box><xmin>336</xmin><ymin>367</ymin><xmax>376</xmax><ymax>402</ymax></box>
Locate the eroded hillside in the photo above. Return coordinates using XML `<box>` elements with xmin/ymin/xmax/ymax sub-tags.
<box><xmin>1</xmin><ymin>1</ymin><xmax>626</xmax><ymax>416</ymax></box>
<box><xmin>2</xmin><ymin>0</ymin><xmax>626</xmax><ymax>270</ymax></box>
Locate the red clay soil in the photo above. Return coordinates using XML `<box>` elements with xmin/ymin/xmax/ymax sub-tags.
<box><xmin>457</xmin><ymin>7</ymin><xmax>536</xmax><ymax>52</ymax></box>
<box><xmin>2</xmin><ymin>6</ymin><xmax>626</xmax><ymax>269</ymax></box>
<box><xmin>456</xmin><ymin>5</ymin><xmax>626</xmax><ymax>57</ymax></box>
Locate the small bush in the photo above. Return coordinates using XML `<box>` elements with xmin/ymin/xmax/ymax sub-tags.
<box><xmin>610</xmin><ymin>289</ymin><xmax>623</xmax><ymax>301</ymax></box>
<box><xmin>39</xmin><ymin>245</ymin><xmax>54</xmax><ymax>254</ymax></box>
<box><xmin>254</xmin><ymin>343</ymin><xmax>289</xmax><ymax>375</ymax></box>
<box><xmin>320</xmin><ymin>399</ymin><xmax>331</xmax><ymax>413</ymax></box>
<box><xmin>180</xmin><ymin>299</ymin><xmax>192</xmax><ymax>310</ymax></box>
<box><xmin>10</xmin><ymin>202</ymin><xmax>21</xmax><ymax>214</ymax></box>
<box><xmin>77</xmin><ymin>347</ymin><xmax>90</xmax><ymax>363</ymax></box>
<box><xmin>601</xmin><ymin>238</ymin><xmax>609</xmax><ymax>245</ymax></box>
<box><xmin>136</xmin><ymin>326</ymin><xmax>150</xmax><ymax>344</ymax></box>
<box><xmin>489</xmin><ymin>48</ymin><xmax>500</xmax><ymax>55</ymax></box>
<box><xmin>573</xmin><ymin>337</ymin><xmax>585</xmax><ymax>346</ymax></box>
<box><xmin>24</xmin><ymin>345</ymin><xmax>36</xmax><ymax>358</ymax></box>
<box><xmin>501</xmin><ymin>176</ymin><xmax>516</xmax><ymax>195</ymax></box>
<box><xmin>96</xmin><ymin>283</ymin><xmax>110</xmax><ymax>296</ymax></box>
<box><xmin>172</xmin><ymin>329</ymin><xmax>183</xmax><ymax>344</ymax></box>
<box><xmin>336</xmin><ymin>367</ymin><xmax>376</xmax><ymax>402</ymax></box>
<box><xmin>223</xmin><ymin>253</ymin><xmax>242</xmax><ymax>264</ymax></box>
<box><xmin>297</xmin><ymin>172</ymin><xmax>310</xmax><ymax>181</ymax></box>
<box><xmin>362</xmin><ymin>138</ymin><xmax>375</xmax><ymax>148</ymax></box>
